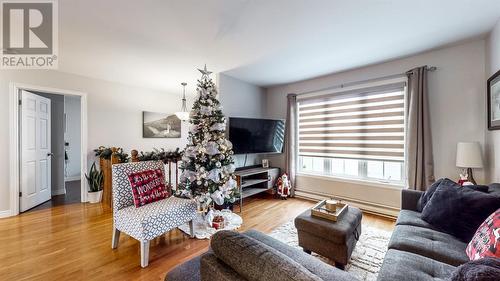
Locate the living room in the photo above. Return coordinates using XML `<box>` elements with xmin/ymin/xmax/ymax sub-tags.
<box><xmin>0</xmin><ymin>1</ymin><xmax>500</xmax><ymax>280</ymax></box>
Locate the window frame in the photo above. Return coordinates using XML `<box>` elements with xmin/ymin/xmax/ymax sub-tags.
<box><xmin>295</xmin><ymin>77</ymin><xmax>408</xmax><ymax>187</ymax></box>
<box><xmin>298</xmin><ymin>156</ymin><xmax>405</xmax><ymax>186</ymax></box>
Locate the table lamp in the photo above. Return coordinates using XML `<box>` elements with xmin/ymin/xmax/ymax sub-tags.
<box><xmin>456</xmin><ymin>142</ymin><xmax>483</xmax><ymax>185</ymax></box>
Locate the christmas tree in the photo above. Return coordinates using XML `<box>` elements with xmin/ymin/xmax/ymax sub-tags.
<box><xmin>178</xmin><ymin>65</ymin><xmax>238</xmax><ymax>210</ymax></box>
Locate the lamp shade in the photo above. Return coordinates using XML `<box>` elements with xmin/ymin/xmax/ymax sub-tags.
<box><xmin>456</xmin><ymin>142</ymin><xmax>483</xmax><ymax>168</ymax></box>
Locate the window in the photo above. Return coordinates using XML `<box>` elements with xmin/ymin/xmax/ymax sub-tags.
<box><xmin>297</xmin><ymin>81</ymin><xmax>406</xmax><ymax>186</ymax></box>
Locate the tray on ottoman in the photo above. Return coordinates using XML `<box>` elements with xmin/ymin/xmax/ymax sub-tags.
<box><xmin>294</xmin><ymin>205</ymin><xmax>362</xmax><ymax>270</ymax></box>
<box><xmin>311</xmin><ymin>200</ymin><xmax>348</xmax><ymax>222</ymax></box>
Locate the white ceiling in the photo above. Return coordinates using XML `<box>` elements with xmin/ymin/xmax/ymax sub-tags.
<box><xmin>59</xmin><ymin>0</ymin><xmax>500</xmax><ymax>94</ymax></box>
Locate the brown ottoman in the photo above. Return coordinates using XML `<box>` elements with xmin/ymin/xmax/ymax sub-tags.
<box><xmin>294</xmin><ymin>206</ymin><xmax>362</xmax><ymax>270</ymax></box>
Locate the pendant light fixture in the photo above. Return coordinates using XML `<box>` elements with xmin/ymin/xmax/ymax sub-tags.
<box><xmin>175</xmin><ymin>82</ymin><xmax>190</xmax><ymax>121</ymax></box>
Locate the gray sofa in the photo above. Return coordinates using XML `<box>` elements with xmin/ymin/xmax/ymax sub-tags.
<box><xmin>377</xmin><ymin>183</ymin><xmax>500</xmax><ymax>281</ymax></box>
<box><xmin>167</xmin><ymin>184</ymin><xmax>500</xmax><ymax>281</ymax></box>
<box><xmin>167</xmin><ymin>229</ymin><xmax>355</xmax><ymax>281</ymax></box>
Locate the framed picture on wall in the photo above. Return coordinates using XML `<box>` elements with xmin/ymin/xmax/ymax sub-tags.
<box><xmin>488</xmin><ymin>69</ymin><xmax>500</xmax><ymax>130</ymax></box>
<box><xmin>142</xmin><ymin>111</ymin><xmax>181</xmax><ymax>138</ymax></box>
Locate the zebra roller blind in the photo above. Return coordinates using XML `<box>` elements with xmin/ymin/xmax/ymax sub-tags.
<box><xmin>297</xmin><ymin>82</ymin><xmax>406</xmax><ymax>162</ymax></box>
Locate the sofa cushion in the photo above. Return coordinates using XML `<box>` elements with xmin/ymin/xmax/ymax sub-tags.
<box><xmin>114</xmin><ymin>196</ymin><xmax>197</xmax><ymax>241</ymax></box>
<box><xmin>377</xmin><ymin>249</ymin><xmax>456</xmax><ymax>281</ymax></box>
<box><xmin>466</xmin><ymin>208</ymin><xmax>500</xmax><ymax>260</ymax></box>
<box><xmin>243</xmin><ymin>230</ymin><xmax>356</xmax><ymax>281</ymax></box>
<box><xmin>200</xmin><ymin>253</ymin><xmax>247</xmax><ymax>281</ymax></box>
<box><xmin>421</xmin><ymin>182</ymin><xmax>500</xmax><ymax>242</ymax></box>
<box><xmin>166</xmin><ymin>255</ymin><xmax>202</xmax><ymax>281</ymax></box>
<box><xmin>210</xmin><ymin>230</ymin><xmax>322</xmax><ymax>281</ymax></box>
<box><xmin>396</xmin><ymin>210</ymin><xmax>434</xmax><ymax>229</ymax></box>
<box><xmin>388</xmin><ymin>225</ymin><xmax>469</xmax><ymax>266</ymax></box>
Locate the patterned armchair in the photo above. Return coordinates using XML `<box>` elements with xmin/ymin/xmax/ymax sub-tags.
<box><xmin>111</xmin><ymin>161</ymin><xmax>197</xmax><ymax>267</ymax></box>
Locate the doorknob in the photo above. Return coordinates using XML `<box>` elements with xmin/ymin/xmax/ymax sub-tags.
<box><xmin>47</xmin><ymin>153</ymin><xmax>54</xmax><ymax>157</ymax></box>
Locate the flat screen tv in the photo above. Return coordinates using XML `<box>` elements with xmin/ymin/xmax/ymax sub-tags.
<box><xmin>228</xmin><ymin>117</ymin><xmax>285</xmax><ymax>154</ymax></box>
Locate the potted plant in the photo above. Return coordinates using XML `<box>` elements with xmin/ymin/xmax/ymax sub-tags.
<box><xmin>86</xmin><ymin>162</ymin><xmax>104</xmax><ymax>203</ymax></box>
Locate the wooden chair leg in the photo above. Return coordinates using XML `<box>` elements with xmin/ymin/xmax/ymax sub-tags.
<box><xmin>112</xmin><ymin>227</ymin><xmax>120</xmax><ymax>249</ymax></box>
<box><xmin>140</xmin><ymin>241</ymin><xmax>150</xmax><ymax>268</ymax></box>
<box><xmin>189</xmin><ymin>220</ymin><xmax>194</xmax><ymax>238</ymax></box>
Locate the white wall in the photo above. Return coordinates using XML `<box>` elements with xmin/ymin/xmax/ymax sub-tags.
<box><xmin>64</xmin><ymin>96</ymin><xmax>82</xmax><ymax>180</ymax></box>
<box><xmin>217</xmin><ymin>73</ymin><xmax>268</xmax><ymax>168</ymax></box>
<box><xmin>486</xmin><ymin>19</ymin><xmax>500</xmax><ymax>183</ymax></box>
<box><xmin>265</xmin><ymin>40</ymin><xmax>487</xmax><ymax>215</ymax></box>
<box><xmin>0</xmin><ymin>70</ymin><xmax>191</xmax><ymax>214</ymax></box>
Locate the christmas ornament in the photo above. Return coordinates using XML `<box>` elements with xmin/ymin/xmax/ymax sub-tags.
<box><xmin>210</xmin><ymin>123</ymin><xmax>225</xmax><ymax>131</ymax></box>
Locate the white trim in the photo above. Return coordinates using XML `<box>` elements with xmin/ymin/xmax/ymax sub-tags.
<box><xmin>64</xmin><ymin>176</ymin><xmax>81</xmax><ymax>182</ymax></box>
<box><xmin>0</xmin><ymin>210</ymin><xmax>13</xmax><ymax>219</ymax></box>
<box><xmin>294</xmin><ymin>189</ymin><xmax>399</xmax><ymax>218</ymax></box>
<box><xmin>8</xmin><ymin>83</ymin><xmax>19</xmax><ymax>216</ymax></box>
<box><xmin>8</xmin><ymin>83</ymin><xmax>89</xmax><ymax>217</ymax></box>
<box><xmin>297</xmin><ymin>76</ymin><xmax>408</xmax><ymax>100</ymax></box>
<box><xmin>297</xmin><ymin>173</ymin><xmax>404</xmax><ymax>190</ymax></box>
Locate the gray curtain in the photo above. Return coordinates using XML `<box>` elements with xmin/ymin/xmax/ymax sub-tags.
<box><xmin>285</xmin><ymin>93</ymin><xmax>297</xmax><ymax>196</ymax></box>
<box><xmin>406</xmin><ymin>66</ymin><xmax>435</xmax><ymax>190</ymax></box>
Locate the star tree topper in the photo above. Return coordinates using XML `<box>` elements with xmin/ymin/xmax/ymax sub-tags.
<box><xmin>198</xmin><ymin>64</ymin><xmax>212</xmax><ymax>80</ymax></box>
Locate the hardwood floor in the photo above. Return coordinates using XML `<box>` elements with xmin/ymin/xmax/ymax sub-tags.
<box><xmin>29</xmin><ymin>180</ymin><xmax>81</xmax><ymax>212</ymax></box>
<box><xmin>0</xmin><ymin>194</ymin><xmax>395</xmax><ymax>281</ymax></box>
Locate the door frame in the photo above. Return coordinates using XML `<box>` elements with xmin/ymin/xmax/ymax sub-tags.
<box><xmin>9</xmin><ymin>82</ymin><xmax>88</xmax><ymax>216</ymax></box>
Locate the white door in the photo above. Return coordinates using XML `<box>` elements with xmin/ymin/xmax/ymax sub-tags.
<box><xmin>20</xmin><ymin>90</ymin><xmax>52</xmax><ymax>212</ymax></box>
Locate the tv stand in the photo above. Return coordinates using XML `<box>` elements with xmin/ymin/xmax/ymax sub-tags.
<box><xmin>234</xmin><ymin>167</ymin><xmax>280</xmax><ymax>212</ymax></box>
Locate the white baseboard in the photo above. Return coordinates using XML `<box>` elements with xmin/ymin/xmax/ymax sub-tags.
<box><xmin>295</xmin><ymin>190</ymin><xmax>400</xmax><ymax>219</ymax></box>
<box><xmin>0</xmin><ymin>210</ymin><xmax>13</xmax><ymax>218</ymax></box>
<box><xmin>53</xmin><ymin>188</ymin><xmax>66</xmax><ymax>195</ymax></box>
<box><xmin>65</xmin><ymin>176</ymin><xmax>81</xmax><ymax>182</ymax></box>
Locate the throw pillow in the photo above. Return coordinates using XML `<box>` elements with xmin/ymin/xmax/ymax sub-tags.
<box><xmin>417</xmin><ymin>179</ymin><xmax>489</xmax><ymax>212</ymax></box>
<box><xmin>466</xmin><ymin>209</ymin><xmax>500</xmax><ymax>260</ymax></box>
<box><xmin>489</xmin><ymin>183</ymin><xmax>500</xmax><ymax>197</ymax></box>
<box><xmin>417</xmin><ymin>178</ymin><xmax>446</xmax><ymax>212</ymax></box>
<box><xmin>465</xmin><ymin>185</ymin><xmax>490</xmax><ymax>193</ymax></box>
<box><xmin>128</xmin><ymin>169</ymin><xmax>169</xmax><ymax>207</ymax></box>
<box><xmin>421</xmin><ymin>183</ymin><xmax>500</xmax><ymax>242</ymax></box>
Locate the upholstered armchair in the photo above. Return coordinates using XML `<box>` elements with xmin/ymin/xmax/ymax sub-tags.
<box><xmin>111</xmin><ymin>160</ymin><xmax>197</xmax><ymax>267</ymax></box>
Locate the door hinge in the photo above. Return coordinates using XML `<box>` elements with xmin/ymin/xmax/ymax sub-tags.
<box><xmin>18</xmin><ymin>100</ymin><xmax>22</xmax><ymax>106</ymax></box>
<box><xmin>19</xmin><ymin>192</ymin><xmax>22</xmax><ymax>197</ymax></box>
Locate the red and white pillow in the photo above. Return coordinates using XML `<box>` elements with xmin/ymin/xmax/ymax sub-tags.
<box><xmin>466</xmin><ymin>208</ymin><xmax>500</xmax><ymax>260</ymax></box>
<box><xmin>127</xmin><ymin>169</ymin><xmax>169</xmax><ymax>207</ymax></box>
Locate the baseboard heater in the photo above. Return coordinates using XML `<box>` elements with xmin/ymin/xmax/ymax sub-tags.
<box><xmin>294</xmin><ymin>189</ymin><xmax>399</xmax><ymax>219</ymax></box>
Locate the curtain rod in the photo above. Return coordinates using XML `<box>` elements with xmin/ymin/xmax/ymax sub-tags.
<box><xmin>297</xmin><ymin>65</ymin><xmax>437</xmax><ymax>96</ymax></box>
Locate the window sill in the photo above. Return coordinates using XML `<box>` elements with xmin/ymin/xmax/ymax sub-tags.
<box><xmin>296</xmin><ymin>172</ymin><xmax>405</xmax><ymax>190</ymax></box>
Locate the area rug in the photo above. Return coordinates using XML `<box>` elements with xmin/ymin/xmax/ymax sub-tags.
<box><xmin>269</xmin><ymin>221</ymin><xmax>391</xmax><ymax>281</ymax></box>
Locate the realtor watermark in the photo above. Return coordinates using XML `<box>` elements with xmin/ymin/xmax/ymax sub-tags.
<box><xmin>1</xmin><ymin>0</ymin><xmax>58</xmax><ymax>69</ymax></box>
